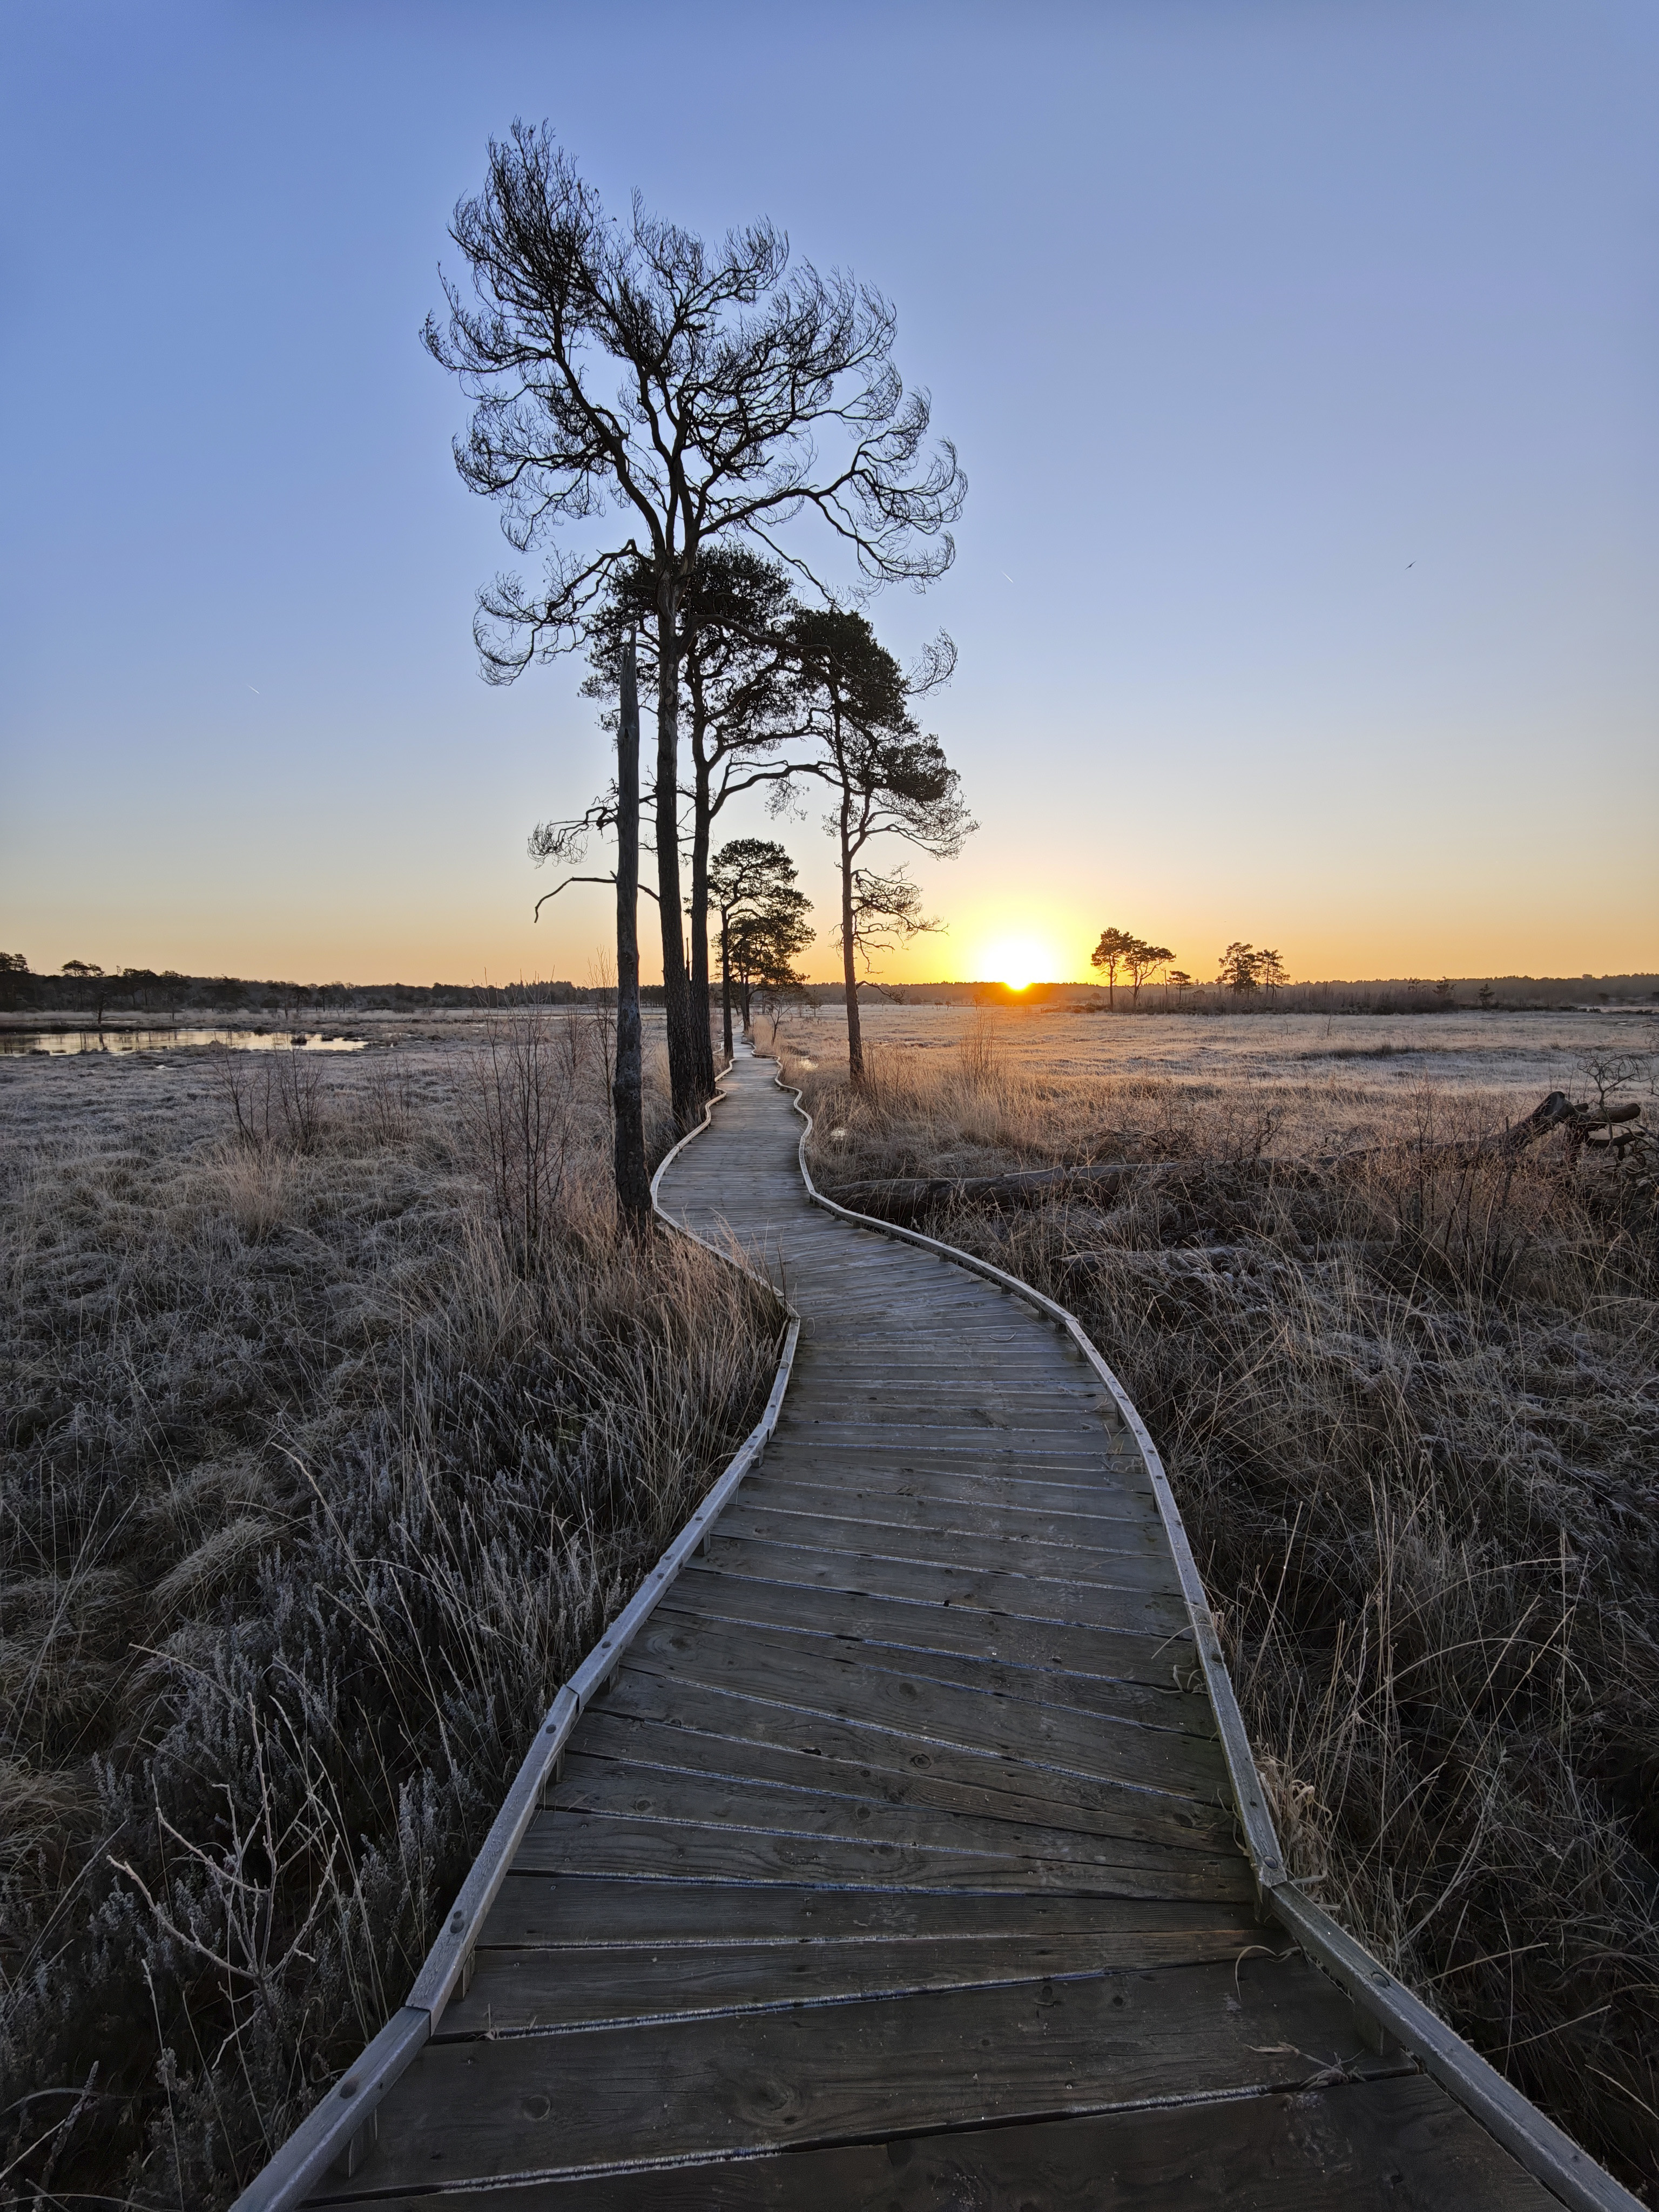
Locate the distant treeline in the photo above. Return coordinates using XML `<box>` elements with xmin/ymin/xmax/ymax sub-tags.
<box><xmin>2</xmin><ymin>956</ymin><xmax>1654</xmax><ymax>1022</ymax></box>
<box><xmin>0</xmin><ymin>959</ymin><xmax>657</xmax><ymax>1020</ymax></box>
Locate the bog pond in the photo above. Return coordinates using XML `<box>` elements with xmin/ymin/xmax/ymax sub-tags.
<box><xmin>0</xmin><ymin>1028</ymin><xmax>366</xmax><ymax>1057</ymax></box>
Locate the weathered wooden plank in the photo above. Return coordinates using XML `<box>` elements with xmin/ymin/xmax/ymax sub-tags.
<box><xmin>698</xmin><ymin>1534</ymin><xmax>1192</xmax><ymax>1637</ymax></box>
<box><xmin>743</xmin><ymin>1467</ymin><xmax>1162</xmax><ymax>1529</ymax></box>
<box><xmin>798</xmin><ymin>1313</ymin><xmax>1038</xmax><ymax>1336</ymax></box>
<box><xmin>800</xmin><ymin>1343</ymin><xmax>1080</xmax><ymax>1365</ymax></box>
<box><xmin>774</xmin><ymin>1413</ymin><xmax>1114</xmax><ymax>1447</ymax></box>
<box><xmin>779</xmin><ymin>1402</ymin><xmax>1115</xmax><ymax>1438</ymax></box>
<box><xmin>765</xmin><ymin>1437</ymin><xmax>1142</xmax><ymax>1477</ymax></box>
<box><xmin>325</xmin><ymin>2071</ymin><xmax>1562</xmax><ymax>2209</ymax></box>
<box><xmin>659</xmin><ymin>1569</ymin><xmax>1198</xmax><ymax>1688</ymax></box>
<box><xmin>763</xmin><ymin>1440</ymin><xmax>1147</xmax><ymax>1483</ymax></box>
<box><xmin>791</xmin><ymin>1281</ymin><xmax>1013</xmax><ymax>1298</ymax></box>
<box><xmin>608</xmin><ymin>1641</ymin><xmax>1216</xmax><ymax>1770</ymax></box>
<box><xmin>775</xmin><ymin>1389</ymin><xmax>1136</xmax><ymax>1423</ymax></box>
<box><xmin>512</xmin><ymin>1812</ymin><xmax>1253</xmax><ymax>1897</ymax></box>
<box><xmin>780</xmin><ymin>1406</ymin><xmax>1109</xmax><ymax>1435</ymax></box>
<box><xmin>438</xmin><ymin>1921</ymin><xmax>1266</xmax><ymax>2039</ymax></box>
<box><xmin>772</xmin><ymin>1410</ymin><xmax>1110</xmax><ymax>1441</ymax></box>
<box><xmin>606</xmin><ymin>1643</ymin><xmax>1216</xmax><ymax>1785</ymax></box>
<box><xmin>712</xmin><ymin>1505</ymin><xmax>1180</xmax><ymax>1593</ymax></box>
<box><xmin>629</xmin><ymin>1605</ymin><xmax>1212</xmax><ymax>1738</ymax></box>
<box><xmin>798</xmin><ymin>1301</ymin><xmax>1033</xmax><ymax>1330</ymax></box>
<box><xmin>778</xmin><ymin>1257</ymin><xmax>954</xmax><ymax>1284</ymax></box>
<box><xmin>574</xmin><ymin>1699</ymin><xmax>1232</xmax><ymax>1846</ymax></box>
<box><xmin>757</xmin><ymin>1459</ymin><xmax>1155</xmax><ymax>1507</ymax></box>
<box><xmin>792</xmin><ymin>1374</ymin><xmax>1109</xmax><ymax>1397</ymax></box>
<box><xmin>790</xmin><ymin>1357</ymin><xmax>1088</xmax><ymax>1380</ymax></box>
<box><xmin>525</xmin><ymin>1766</ymin><xmax>1247</xmax><ymax>1897</ymax></box>
<box><xmin>784</xmin><ymin>1267</ymin><xmax>1042</xmax><ymax>1297</ymax></box>
<box><xmin>720</xmin><ymin>1486</ymin><xmax>1157</xmax><ymax>1548</ymax></box>
<box><xmin>788</xmin><ymin>1332</ymin><xmax>1081</xmax><ymax>1357</ymax></box>
<box><xmin>778</xmin><ymin>1422</ymin><xmax>1121</xmax><ymax>1456</ymax></box>
<box><xmin>801</xmin><ymin>1311</ymin><xmax>1048</xmax><ymax>1333</ymax></box>
<box><xmin>475</xmin><ymin>1877</ymin><xmax>1257</xmax><ymax>1952</ymax></box>
<box><xmin>307</xmin><ymin>1957</ymin><xmax>1386</xmax><ymax>2195</ymax></box>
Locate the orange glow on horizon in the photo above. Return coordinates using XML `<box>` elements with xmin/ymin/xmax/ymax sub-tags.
<box><xmin>977</xmin><ymin>934</ymin><xmax>1058</xmax><ymax>992</ymax></box>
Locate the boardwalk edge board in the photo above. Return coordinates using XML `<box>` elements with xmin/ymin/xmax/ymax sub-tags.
<box><xmin>228</xmin><ymin>1075</ymin><xmax>798</xmax><ymax>2212</ymax></box>
<box><xmin>779</xmin><ymin>1065</ymin><xmax>1641</xmax><ymax>2212</ymax></box>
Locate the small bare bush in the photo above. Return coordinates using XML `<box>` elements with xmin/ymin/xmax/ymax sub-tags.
<box><xmin>208</xmin><ymin>1041</ymin><xmax>326</xmax><ymax>1150</ymax></box>
<box><xmin>467</xmin><ymin>1010</ymin><xmax>599</xmax><ymax>1266</ymax></box>
<box><xmin>360</xmin><ymin>1041</ymin><xmax>416</xmax><ymax>1144</ymax></box>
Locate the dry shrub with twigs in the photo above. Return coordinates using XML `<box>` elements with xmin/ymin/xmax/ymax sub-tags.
<box><xmin>1</xmin><ymin>1016</ymin><xmax>779</xmax><ymax>2207</ymax></box>
<box><xmin>785</xmin><ymin>1022</ymin><xmax>1659</xmax><ymax>2202</ymax></box>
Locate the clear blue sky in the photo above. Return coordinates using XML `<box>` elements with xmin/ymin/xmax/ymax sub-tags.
<box><xmin>3</xmin><ymin>0</ymin><xmax>1655</xmax><ymax>987</ymax></box>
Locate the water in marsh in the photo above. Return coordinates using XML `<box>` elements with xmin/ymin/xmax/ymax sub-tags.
<box><xmin>0</xmin><ymin>1027</ymin><xmax>366</xmax><ymax>1056</ymax></box>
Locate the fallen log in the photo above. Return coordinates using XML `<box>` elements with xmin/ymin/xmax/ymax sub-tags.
<box><xmin>1450</xmin><ymin>1092</ymin><xmax>1638</xmax><ymax>1164</ymax></box>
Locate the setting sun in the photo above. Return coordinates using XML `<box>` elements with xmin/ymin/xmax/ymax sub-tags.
<box><xmin>981</xmin><ymin>936</ymin><xmax>1056</xmax><ymax>992</ymax></box>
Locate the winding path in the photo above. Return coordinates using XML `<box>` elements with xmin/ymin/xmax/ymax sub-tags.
<box><xmin>301</xmin><ymin>1049</ymin><xmax>1594</xmax><ymax>2208</ymax></box>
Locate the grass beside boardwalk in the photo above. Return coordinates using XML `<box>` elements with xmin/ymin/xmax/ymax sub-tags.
<box><xmin>0</xmin><ymin>1021</ymin><xmax>783</xmax><ymax>2207</ymax></box>
<box><xmin>782</xmin><ymin>1016</ymin><xmax>1659</xmax><ymax>2202</ymax></box>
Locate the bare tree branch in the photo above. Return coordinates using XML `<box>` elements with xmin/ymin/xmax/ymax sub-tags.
<box><xmin>426</xmin><ymin>120</ymin><xmax>966</xmax><ymax>1121</ymax></box>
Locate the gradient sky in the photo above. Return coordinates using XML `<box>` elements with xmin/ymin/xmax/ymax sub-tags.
<box><xmin>3</xmin><ymin>0</ymin><xmax>1655</xmax><ymax>989</ymax></box>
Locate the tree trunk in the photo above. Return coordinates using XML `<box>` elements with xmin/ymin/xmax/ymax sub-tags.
<box><xmin>840</xmin><ymin>795</ymin><xmax>864</xmax><ymax>1082</ymax></box>
<box><xmin>653</xmin><ymin>572</ymin><xmax>699</xmax><ymax>1128</ymax></box>
<box><xmin>687</xmin><ymin>727</ymin><xmax>718</xmax><ymax>1097</ymax></box>
<box><xmin>612</xmin><ymin>638</ymin><xmax>651</xmax><ymax>1223</ymax></box>
<box><xmin>720</xmin><ymin>912</ymin><xmax>733</xmax><ymax>1060</ymax></box>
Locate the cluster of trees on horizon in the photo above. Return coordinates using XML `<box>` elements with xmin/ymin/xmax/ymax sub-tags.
<box><xmin>423</xmin><ymin>123</ymin><xmax>974</xmax><ymax>1214</ymax></box>
<box><xmin>1090</xmin><ymin>926</ymin><xmax>1292</xmax><ymax>1005</ymax></box>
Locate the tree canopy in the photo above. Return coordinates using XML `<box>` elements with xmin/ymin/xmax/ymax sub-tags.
<box><xmin>774</xmin><ymin>608</ymin><xmax>971</xmax><ymax>1078</ymax></box>
<box><xmin>425</xmin><ymin>122</ymin><xmax>967</xmax><ymax>671</ymax></box>
<box><xmin>707</xmin><ymin>838</ymin><xmax>812</xmax><ymax>1055</ymax></box>
<box><xmin>1091</xmin><ymin>926</ymin><xmax>1176</xmax><ymax>1007</ymax></box>
<box><xmin>427</xmin><ymin>122</ymin><xmax>965</xmax><ymax>1129</ymax></box>
<box><xmin>1217</xmin><ymin>942</ymin><xmax>1286</xmax><ymax>994</ymax></box>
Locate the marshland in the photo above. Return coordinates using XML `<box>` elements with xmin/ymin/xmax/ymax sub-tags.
<box><xmin>5</xmin><ymin>1000</ymin><xmax>1655</xmax><ymax>2198</ymax></box>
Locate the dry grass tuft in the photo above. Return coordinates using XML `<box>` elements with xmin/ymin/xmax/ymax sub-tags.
<box><xmin>1</xmin><ymin>1016</ymin><xmax>779</xmax><ymax>2207</ymax></box>
<box><xmin>784</xmin><ymin>1021</ymin><xmax>1659</xmax><ymax>2201</ymax></box>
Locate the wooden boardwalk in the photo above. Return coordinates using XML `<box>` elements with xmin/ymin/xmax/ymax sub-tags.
<box><xmin>306</xmin><ymin>1049</ymin><xmax>1574</xmax><ymax>2208</ymax></box>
